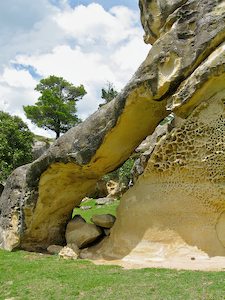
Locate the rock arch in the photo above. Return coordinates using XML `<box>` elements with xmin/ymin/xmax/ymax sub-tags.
<box><xmin>1</xmin><ymin>0</ymin><xmax>225</xmax><ymax>260</ymax></box>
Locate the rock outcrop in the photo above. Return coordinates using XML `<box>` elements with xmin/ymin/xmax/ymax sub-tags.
<box><xmin>0</xmin><ymin>0</ymin><xmax>225</xmax><ymax>264</ymax></box>
<box><xmin>85</xmin><ymin>0</ymin><xmax>225</xmax><ymax>260</ymax></box>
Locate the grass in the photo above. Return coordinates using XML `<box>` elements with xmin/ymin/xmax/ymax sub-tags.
<box><xmin>1</xmin><ymin>201</ymin><xmax>225</xmax><ymax>299</ymax></box>
<box><xmin>0</xmin><ymin>249</ymin><xmax>225</xmax><ymax>300</ymax></box>
<box><xmin>72</xmin><ymin>198</ymin><xmax>120</xmax><ymax>223</ymax></box>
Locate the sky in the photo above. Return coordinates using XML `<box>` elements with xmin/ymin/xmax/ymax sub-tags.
<box><xmin>0</xmin><ymin>0</ymin><xmax>149</xmax><ymax>137</ymax></box>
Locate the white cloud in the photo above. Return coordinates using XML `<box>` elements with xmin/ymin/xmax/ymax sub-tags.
<box><xmin>0</xmin><ymin>1</ymin><xmax>65</xmax><ymax>70</ymax></box>
<box><xmin>0</xmin><ymin>2</ymin><xmax>149</xmax><ymax>137</ymax></box>
<box><xmin>15</xmin><ymin>45</ymin><xmax>115</xmax><ymax>85</ymax></box>
<box><xmin>0</xmin><ymin>68</ymin><xmax>37</xmax><ymax>89</ymax></box>
<box><xmin>0</xmin><ymin>75</ymin><xmax>38</xmax><ymax>115</ymax></box>
<box><xmin>55</xmin><ymin>4</ymin><xmax>140</xmax><ymax>46</ymax></box>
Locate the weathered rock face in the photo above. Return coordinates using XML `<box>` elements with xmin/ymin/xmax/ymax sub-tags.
<box><xmin>139</xmin><ymin>0</ymin><xmax>188</xmax><ymax>44</ymax></box>
<box><xmin>131</xmin><ymin>122</ymin><xmax>172</xmax><ymax>184</ymax></box>
<box><xmin>0</xmin><ymin>0</ymin><xmax>225</xmax><ymax>262</ymax></box>
<box><xmin>85</xmin><ymin>1</ymin><xmax>225</xmax><ymax>260</ymax></box>
<box><xmin>32</xmin><ymin>140</ymin><xmax>51</xmax><ymax>160</ymax></box>
<box><xmin>94</xmin><ymin>97</ymin><xmax>225</xmax><ymax>260</ymax></box>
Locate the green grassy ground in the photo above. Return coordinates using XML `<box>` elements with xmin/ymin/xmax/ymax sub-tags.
<box><xmin>1</xmin><ymin>201</ymin><xmax>225</xmax><ymax>299</ymax></box>
<box><xmin>73</xmin><ymin>199</ymin><xmax>120</xmax><ymax>223</ymax></box>
<box><xmin>0</xmin><ymin>249</ymin><xmax>224</xmax><ymax>300</ymax></box>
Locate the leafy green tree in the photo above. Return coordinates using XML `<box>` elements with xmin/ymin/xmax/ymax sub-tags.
<box><xmin>99</xmin><ymin>82</ymin><xmax>118</xmax><ymax>107</ymax></box>
<box><xmin>103</xmin><ymin>157</ymin><xmax>135</xmax><ymax>186</ymax></box>
<box><xmin>0</xmin><ymin>111</ymin><xmax>34</xmax><ymax>183</ymax></box>
<box><xmin>24</xmin><ymin>75</ymin><xmax>86</xmax><ymax>138</ymax></box>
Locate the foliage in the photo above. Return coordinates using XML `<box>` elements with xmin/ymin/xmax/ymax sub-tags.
<box><xmin>24</xmin><ymin>75</ymin><xmax>86</xmax><ymax>138</ymax></box>
<box><xmin>73</xmin><ymin>198</ymin><xmax>120</xmax><ymax>222</ymax></box>
<box><xmin>0</xmin><ymin>249</ymin><xmax>225</xmax><ymax>299</ymax></box>
<box><xmin>99</xmin><ymin>82</ymin><xmax>118</xmax><ymax>107</ymax></box>
<box><xmin>0</xmin><ymin>111</ymin><xmax>34</xmax><ymax>183</ymax></box>
<box><xmin>160</xmin><ymin>113</ymin><xmax>174</xmax><ymax>125</ymax></box>
<box><xmin>103</xmin><ymin>157</ymin><xmax>135</xmax><ymax>186</ymax></box>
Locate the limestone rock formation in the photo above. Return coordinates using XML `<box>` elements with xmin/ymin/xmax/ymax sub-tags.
<box><xmin>95</xmin><ymin>97</ymin><xmax>225</xmax><ymax>260</ymax></box>
<box><xmin>91</xmin><ymin>214</ymin><xmax>116</xmax><ymax>229</ymax></box>
<box><xmin>87</xmin><ymin>0</ymin><xmax>225</xmax><ymax>260</ymax></box>
<box><xmin>0</xmin><ymin>0</ymin><xmax>225</xmax><ymax>265</ymax></box>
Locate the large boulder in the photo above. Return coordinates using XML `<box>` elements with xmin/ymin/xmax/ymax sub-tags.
<box><xmin>65</xmin><ymin>216</ymin><xmax>102</xmax><ymax>248</ymax></box>
<box><xmin>0</xmin><ymin>0</ymin><xmax>225</xmax><ymax>265</ymax></box>
<box><xmin>91</xmin><ymin>214</ymin><xmax>116</xmax><ymax>229</ymax></box>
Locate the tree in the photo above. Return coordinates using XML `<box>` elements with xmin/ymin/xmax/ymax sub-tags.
<box><xmin>103</xmin><ymin>157</ymin><xmax>135</xmax><ymax>186</ymax></box>
<box><xmin>99</xmin><ymin>82</ymin><xmax>118</xmax><ymax>107</ymax></box>
<box><xmin>0</xmin><ymin>111</ymin><xmax>34</xmax><ymax>183</ymax></box>
<box><xmin>24</xmin><ymin>75</ymin><xmax>87</xmax><ymax>138</ymax></box>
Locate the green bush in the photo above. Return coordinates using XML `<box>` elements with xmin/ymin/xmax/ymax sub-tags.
<box><xmin>0</xmin><ymin>111</ymin><xmax>34</xmax><ymax>183</ymax></box>
<box><xmin>103</xmin><ymin>157</ymin><xmax>135</xmax><ymax>186</ymax></box>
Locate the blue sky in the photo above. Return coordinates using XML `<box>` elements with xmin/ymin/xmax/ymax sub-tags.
<box><xmin>0</xmin><ymin>0</ymin><xmax>149</xmax><ymax>137</ymax></box>
<box><xmin>68</xmin><ymin>0</ymin><xmax>138</xmax><ymax>10</ymax></box>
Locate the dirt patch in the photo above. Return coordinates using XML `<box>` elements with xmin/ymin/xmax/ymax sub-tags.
<box><xmin>93</xmin><ymin>256</ymin><xmax>225</xmax><ymax>272</ymax></box>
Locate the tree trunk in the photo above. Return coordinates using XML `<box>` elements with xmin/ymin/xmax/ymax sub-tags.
<box><xmin>56</xmin><ymin>131</ymin><xmax>60</xmax><ymax>139</ymax></box>
<box><xmin>56</xmin><ymin>120</ymin><xmax>60</xmax><ymax>139</ymax></box>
